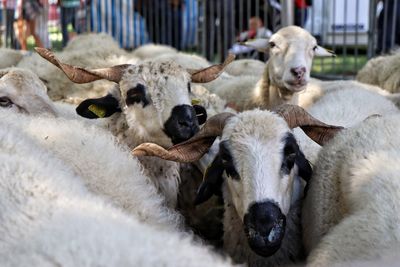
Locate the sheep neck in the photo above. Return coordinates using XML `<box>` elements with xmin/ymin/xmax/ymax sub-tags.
<box><xmin>222</xmin><ymin>183</ymin><xmax>304</xmax><ymax>267</ymax></box>
<box><xmin>105</xmin><ymin>112</ymin><xmax>180</xmax><ymax>209</ymax></box>
<box><xmin>257</xmin><ymin>61</ymin><xmax>298</xmax><ymax>109</ymax></box>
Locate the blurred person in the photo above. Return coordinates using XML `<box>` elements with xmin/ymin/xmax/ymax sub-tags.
<box><xmin>3</xmin><ymin>0</ymin><xmax>17</xmax><ymax>48</ymax></box>
<box><xmin>58</xmin><ymin>0</ymin><xmax>82</xmax><ymax>47</ymax></box>
<box><xmin>15</xmin><ymin>0</ymin><xmax>44</xmax><ymax>50</ymax></box>
<box><xmin>237</xmin><ymin>16</ymin><xmax>272</xmax><ymax>42</ymax></box>
<box><xmin>295</xmin><ymin>0</ymin><xmax>312</xmax><ymax>27</ymax></box>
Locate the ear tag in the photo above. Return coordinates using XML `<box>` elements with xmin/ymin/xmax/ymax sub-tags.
<box><xmin>191</xmin><ymin>98</ymin><xmax>201</xmax><ymax>105</ymax></box>
<box><xmin>88</xmin><ymin>104</ymin><xmax>107</xmax><ymax>118</ymax></box>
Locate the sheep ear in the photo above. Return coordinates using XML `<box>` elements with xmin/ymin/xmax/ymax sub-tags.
<box><xmin>76</xmin><ymin>94</ymin><xmax>121</xmax><ymax>119</ymax></box>
<box><xmin>314</xmin><ymin>46</ymin><xmax>336</xmax><ymax>57</ymax></box>
<box><xmin>193</xmin><ymin>105</ymin><xmax>207</xmax><ymax>125</ymax></box>
<box><xmin>239</xmin><ymin>38</ymin><xmax>270</xmax><ymax>53</ymax></box>
<box><xmin>194</xmin><ymin>155</ymin><xmax>224</xmax><ymax>205</ymax></box>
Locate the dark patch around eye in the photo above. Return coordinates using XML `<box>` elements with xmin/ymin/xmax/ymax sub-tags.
<box><xmin>281</xmin><ymin>133</ymin><xmax>300</xmax><ymax>175</ymax></box>
<box><xmin>220</xmin><ymin>141</ymin><xmax>240</xmax><ymax>180</ymax></box>
<box><xmin>281</xmin><ymin>133</ymin><xmax>312</xmax><ymax>182</ymax></box>
<box><xmin>126</xmin><ymin>84</ymin><xmax>149</xmax><ymax>107</ymax></box>
<box><xmin>0</xmin><ymin>96</ymin><xmax>13</xmax><ymax>108</ymax></box>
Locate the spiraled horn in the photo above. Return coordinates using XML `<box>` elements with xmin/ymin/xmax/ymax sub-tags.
<box><xmin>273</xmin><ymin>104</ymin><xmax>344</xmax><ymax>146</ymax></box>
<box><xmin>188</xmin><ymin>54</ymin><xmax>235</xmax><ymax>83</ymax></box>
<box><xmin>132</xmin><ymin>112</ymin><xmax>235</xmax><ymax>162</ymax></box>
<box><xmin>35</xmin><ymin>47</ymin><xmax>130</xmax><ymax>83</ymax></box>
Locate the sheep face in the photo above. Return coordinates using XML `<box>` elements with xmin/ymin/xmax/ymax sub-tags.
<box><xmin>120</xmin><ymin>62</ymin><xmax>201</xmax><ymax>145</ymax></box>
<box><xmin>0</xmin><ymin>69</ymin><xmax>57</xmax><ymax>116</ymax></box>
<box><xmin>267</xmin><ymin>26</ymin><xmax>323</xmax><ymax>92</ymax></box>
<box><xmin>206</xmin><ymin>110</ymin><xmax>311</xmax><ymax>256</ymax></box>
<box><xmin>76</xmin><ymin>62</ymin><xmax>204</xmax><ymax>147</ymax></box>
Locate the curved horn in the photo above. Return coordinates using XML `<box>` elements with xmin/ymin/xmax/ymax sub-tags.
<box><xmin>35</xmin><ymin>47</ymin><xmax>130</xmax><ymax>83</ymax></box>
<box><xmin>132</xmin><ymin>112</ymin><xmax>235</xmax><ymax>162</ymax></box>
<box><xmin>273</xmin><ymin>104</ymin><xmax>344</xmax><ymax>146</ymax></box>
<box><xmin>188</xmin><ymin>54</ymin><xmax>235</xmax><ymax>83</ymax></box>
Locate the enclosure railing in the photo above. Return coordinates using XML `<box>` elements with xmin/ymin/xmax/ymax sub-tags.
<box><xmin>1</xmin><ymin>0</ymin><xmax>398</xmax><ymax>79</ymax></box>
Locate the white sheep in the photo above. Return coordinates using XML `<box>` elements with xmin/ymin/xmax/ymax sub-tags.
<box><xmin>132</xmin><ymin>105</ymin><xmax>346</xmax><ymax>267</ymax></box>
<box><xmin>294</xmin><ymin>82</ymin><xmax>399</xmax><ymax>165</ymax></box>
<box><xmin>302</xmin><ymin>114</ymin><xmax>400</xmax><ymax>266</ymax></box>
<box><xmin>0</xmin><ymin>104</ymin><xmax>183</xmax><ymax>230</ymax></box>
<box><xmin>224</xmin><ymin>58</ymin><xmax>265</xmax><ymax>77</ymax></box>
<box><xmin>0</xmin><ymin>48</ymin><xmax>25</xmax><ymax>68</ymax></box>
<box><xmin>20</xmin><ymin>49</ymin><xmax>234</xmax><ymax>210</ymax></box>
<box><xmin>211</xmin><ymin>26</ymin><xmax>334</xmax><ymax>111</ymax></box>
<box><xmin>131</xmin><ymin>43</ymin><xmax>178</xmax><ymax>60</ymax></box>
<box><xmin>133</xmin><ymin>85</ymin><xmax>399</xmax><ymax>266</ymax></box>
<box><xmin>356</xmin><ymin>49</ymin><xmax>400</xmax><ymax>93</ymax></box>
<box><xmin>0</xmin><ymin>122</ymin><xmax>234</xmax><ymax>267</ymax></box>
<box><xmin>152</xmin><ymin>51</ymin><xmax>211</xmax><ymax>70</ymax></box>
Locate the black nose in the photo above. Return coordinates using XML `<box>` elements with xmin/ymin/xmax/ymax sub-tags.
<box><xmin>243</xmin><ymin>201</ymin><xmax>286</xmax><ymax>257</ymax></box>
<box><xmin>290</xmin><ymin>66</ymin><xmax>306</xmax><ymax>80</ymax></box>
<box><xmin>164</xmin><ymin>104</ymin><xmax>200</xmax><ymax>144</ymax></box>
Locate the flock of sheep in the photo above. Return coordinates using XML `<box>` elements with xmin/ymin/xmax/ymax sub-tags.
<box><xmin>1</xmin><ymin>25</ymin><xmax>400</xmax><ymax>267</ymax></box>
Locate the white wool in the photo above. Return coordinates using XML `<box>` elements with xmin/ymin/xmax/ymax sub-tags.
<box><xmin>0</xmin><ymin>122</ymin><xmax>234</xmax><ymax>267</ymax></box>
<box><xmin>303</xmin><ymin>115</ymin><xmax>400</xmax><ymax>266</ymax></box>
<box><xmin>0</xmin><ymin>108</ymin><xmax>182</xmax><ymax>230</ymax></box>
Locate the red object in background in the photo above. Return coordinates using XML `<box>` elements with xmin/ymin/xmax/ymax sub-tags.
<box><xmin>48</xmin><ymin>3</ymin><xmax>59</xmax><ymax>22</ymax></box>
<box><xmin>295</xmin><ymin>0</ymin><xmax>308</xmax><ymax>8</ymax></box>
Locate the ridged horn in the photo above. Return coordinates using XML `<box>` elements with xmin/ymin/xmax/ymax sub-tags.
<box><xmin>35</xmin><ymin>47</ymin><xmax>130</xmax><ymax>83</ymax></box>
<box><xmin>188</xmin><ymin>54</ymin><xmax>235</xmax><ymax>83</ymax></box>
<box><xmin>273</xmin><ymin>104</ymin><xmax>344</xmax><ymax>146</ymax></box>
<box><xmin>132</xmin><ymin>112</ymin><xmax>235</xmax><ymax>162</ymax></box>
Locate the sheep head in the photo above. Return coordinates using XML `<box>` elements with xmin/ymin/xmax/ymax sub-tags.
<box><xmin>35</xmin><ymin>48</ymin><xmax>234</xmax><ymax>147</ymax></box>
<box><xmin>0</xmin><ymin>68</ymin><xmax>57</xmax><ymax>117</ymax></box>
<box><xmin>132</xmin><ymin>104</ymin><xmax>343</xmax><ymax>257</ymax></box>
<box><xmin>245</xmin><ymin>26</ymin><xmax>334</xmax><ymax>92</ymax></box>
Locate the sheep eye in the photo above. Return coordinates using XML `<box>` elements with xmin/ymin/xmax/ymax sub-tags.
<box><xmin>219</xmin><ymin>141</ymin><xmax>240</xmax><ymax>180</ymax></box>
<box><xmin>126</xmin><ymin>84</ymin><xmax>149</xmax><ymax>107</ymax></box>
<box><xmin>187</xmin><ymin>83</ymin><xmax>191</xmax><ymax>93</ymax></box>
<box><xmin>0</xmin><ymin>97</ymin><xmax>12</xmax><ymax>108</ymax></box>
<box><xmin>313</xmin><ymin>45</ymin><xmax>318</xmax><ymax>51</ymax></box>
<box><xmin>269</xmin><ymin>42</ymin><xmax>276</xmax><ymax>48</ymax></box>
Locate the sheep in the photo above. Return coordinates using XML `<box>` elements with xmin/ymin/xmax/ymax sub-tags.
<box><xmin>293</xmin><ymin>82</ymin><xmax>399</xmax><ymax>164</ymax></box>
<box><xmin>0</xmin><ymin>48</ymin><xmax>25</xmax><ymax>68</ymax></box>
<box><xmin>132</xmin><ymin>105</ymin><xmax>345</xmax><ymax>267</ymax></box>
<box><xmin>29</xmin><ymin>48</ymin><xmax>234</xmax><ymax>210</ymax></box>
<box><xmin>17</xmin><ymin>51</ymin><xmax>139</xmax><ymax>103</ymax></box>
<box><xmin>224</xmin><ymin>58</ymin><xmax>265</xmax><ymax>77</ymax></box>
<box><xmin>0</xmin><ymin>122</ymin><xmax>235</xmax><ymax>267</ymax></box>
<box><xmin>211</xmin><ymin>26</ymin><xmax>334</xmax><ymax>111</ymax></box>
<box><xmin>302</xmin><ymin>114</ymin><xmax>400</xmax><ymax>266</ymax></box>
<box><xmin>131</xmin><ymin>43</ymin><xmax>178</xmax><ymax>60</ymax></box>
<box><xmin>356</xmin><ymin>49</ymin><xmax>400</xmax><ymax>93</ymax></box>
<box><xmin>0</xmin><ymin>104</ymin><xmax>183</xmax><ymax>230</ymax></box>
<box><xmin>133</xmin><ymin>84</ymin><xmax>399</xmax><ymax>265</ymax></box>
<box><xmin>152</xmin><ymin>52</ymin><xmax>211</xmax><ymax>70</ymax></box>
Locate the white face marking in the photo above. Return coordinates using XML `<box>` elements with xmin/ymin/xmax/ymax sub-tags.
<box><xmin>221</xmin><ymin>110</ymin><xmax>298</xmax><ymax>219</ymax></box>
<box><xmin>118</xmin><ymin>62</ymin><xmax>192</xmax><ymax>145</ymax></box>
<box><xmin>267</xmin><ymin>26</ymin><xmax>318</xmax><ymax>92</ymax></box>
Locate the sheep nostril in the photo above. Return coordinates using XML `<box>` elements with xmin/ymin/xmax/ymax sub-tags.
<box><xmin>290</xmin><ymin>67</ymin><xmax>306</xmax><ymax>80</ymax></box>
<box><xmin>178</xmin><ymin>120</ymin><xmax>192</xmax><ymax>128</ymax></box>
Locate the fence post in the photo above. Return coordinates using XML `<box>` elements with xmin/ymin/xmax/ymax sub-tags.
<box><xmin>281</xmin><ymin>0</ymin><xmax>294</xmax><ymax>26</ymax></box>
<box><xmin>367</xmin><ymin>0</ymin><xmax>376</xmax><ymax>58</ymax></box>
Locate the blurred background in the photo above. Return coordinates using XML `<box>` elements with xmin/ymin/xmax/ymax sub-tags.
<box><xmin>2</xmin><ymin>0</ymin><xmax>399</xmax><ymax>79</ymax></box>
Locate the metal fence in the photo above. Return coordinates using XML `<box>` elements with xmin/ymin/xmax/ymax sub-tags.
<box><xmin>1</xmin><ymin>0</ymin><xmax>399</xmax><ymax>78</ymax></box>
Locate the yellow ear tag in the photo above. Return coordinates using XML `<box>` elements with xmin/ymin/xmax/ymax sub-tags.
<box><xmin>191</xmin><ymin>99</ymin><xmax>201</xmax><ymax>105</ymax></box>
<box><xmin>88</xmin><ymin>104</ymin><xmax>107</xmax><ymax>118</ymax></box>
